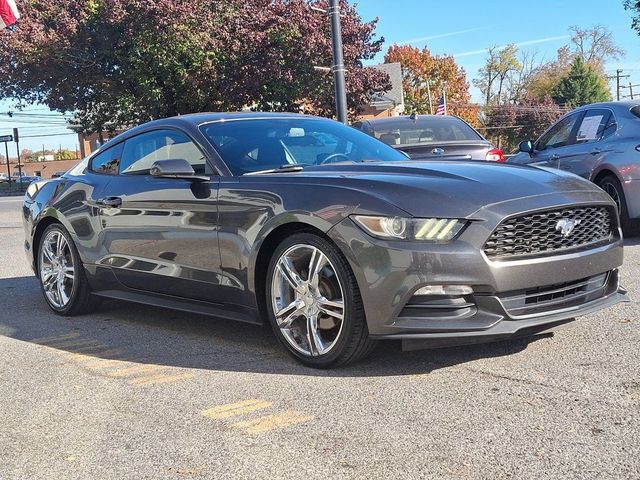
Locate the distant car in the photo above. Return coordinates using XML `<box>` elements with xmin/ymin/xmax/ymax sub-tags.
<box><xmin>352</xmin><ymin>114</ymin><xmax>504</xmax><ymax>162</ymax></box>
<box><xmin>51</xmin><ymin>171</ymin><xmax>66</xmax><ymax>178</ymax></box>
<box><xmin>0</xmin><ymin>173</ymin><xmax>10</xmax><ymax>183</ymax></box>
<box><xmin>510</xmin><ymin>101</ymin><xmax>640</xmax><ymax>233</ymax></box>
<box><xmin>11</xmin><ymin>174</ymin><xmax>40</xmax><ymax>184</ymax></box>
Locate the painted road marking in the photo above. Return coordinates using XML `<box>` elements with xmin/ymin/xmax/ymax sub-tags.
<box><xmin>39</xmin><ymin>339</ymin><xmax>101</xmax><ymax>349</ymax></box>
<box><xmin>127</xmin><ymin>372</ymin><xmax>194</xmax><ymax>386</ymax></box>
<box><xmin>230</xmin><ymin>411</ymin><xmax>313</xmax><ymax>434</ymax></box>
<box><xmin>67</xmin><ymin>349</ymin><xmax>124</xmax><ymax>362</ymax></box>
<box><xmin>202</xmin><ymin>399</ymin><xmax>273</xmax><ymax>420</ymax></box>
<box><xmin>85</xmin><ymin>359</ymin><xmax>127</xmax><ymax>370</ymax></box>
<box><xmin>107</xmin><ymin>364</ymin><xmax>163</xmax><ymax>378</ymax></box>
<box><xmin>30</xmin><ymin>332</ymin><xmax>80</xmax><ymax>343</ymax></box>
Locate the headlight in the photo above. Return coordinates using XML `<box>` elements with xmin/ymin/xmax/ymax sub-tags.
<box><xmin>352</xmin><ymin>215</ymin><xmax>467</xmax><ymax>241</ymax></box>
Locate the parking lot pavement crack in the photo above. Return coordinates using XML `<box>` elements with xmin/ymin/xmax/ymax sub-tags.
<box><xmin>462</xmin><ymin>366</ymin><xmax>632</xmax><ymax>407</ymax></box>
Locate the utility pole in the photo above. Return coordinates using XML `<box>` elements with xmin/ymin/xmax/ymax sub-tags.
<box><xmin>610</xmin><ymin>69</ymin><xmax>630</xmax><ymax>101</ymax></box>
<box><xmin>328</xmin><ymin>0</ymin><xmax>348</xmax><ymax>124</ymax></box>
<box><xmin>13</xmin><ymin>128</ymin><xmax>22</xmax><ymax>189</ymax></box>
<box><xmin>630</xmin><ymin>82</ymin><xmax>635</xmax><ymax>100</ymax></box>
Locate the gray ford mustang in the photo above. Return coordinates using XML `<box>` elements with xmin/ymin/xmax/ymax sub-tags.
<box><xmin>22</xmin><ymin>113</ymin><xmax>627</xmax><ymax>368</ymax></box>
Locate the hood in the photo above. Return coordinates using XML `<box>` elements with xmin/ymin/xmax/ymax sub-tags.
<box><xmin>293</xmin><ymin>161</ymin><xmax>607</xmax><ymax>218</ymax></box>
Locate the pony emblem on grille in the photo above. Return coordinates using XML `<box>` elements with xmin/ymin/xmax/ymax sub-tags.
<box><xmin>556</xmin><ymin>218</ymin><xmax>582</xmax><ymax>238</ymax></box>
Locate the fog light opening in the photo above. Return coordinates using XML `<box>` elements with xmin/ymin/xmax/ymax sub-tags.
<box><xmin>414</xmin><ymin>285</ymin><xmax>474</xmax><ymax>296</ymax></box>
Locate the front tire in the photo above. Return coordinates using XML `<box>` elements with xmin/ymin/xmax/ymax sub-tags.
<box><xmin>37</xmin><ymin>224</ymin><xmax>97</xmax><ymax>316</ymax></box>
<box><xmin>597</xmin><ymin>175</ymin><xmax>639</xmax><ymax>236</ymax></box>
<box><xmin>265</xmin><ymin>232</ymin><xmax>376</xmax><ymax>368</ymax></box>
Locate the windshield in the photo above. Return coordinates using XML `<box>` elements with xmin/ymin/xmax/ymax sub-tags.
<box><xmin>199</xmin><ymin>118</ymin><xmax>407</xmax><ymax>175</ymax></box>
<box><xmin>371</xmin><ymin>117</ymin><xmax>483</xmax><ymax>146</ymax></box>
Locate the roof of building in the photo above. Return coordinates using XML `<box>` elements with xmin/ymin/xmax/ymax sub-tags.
<box><xmin>370</xmin><ymin>63</ymin><xmax>404</xmax><ymax>108</ymax></box>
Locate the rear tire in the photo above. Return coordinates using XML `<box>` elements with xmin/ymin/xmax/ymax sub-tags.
<box><xmin>265</xmin><ymin>232</ymin><xmax>376</xmax><ymax>368</ymax></box>
<box><xmin>37</xmin><ymin>223</ymin><xmax>98</xmax><ymax>316</ymax></box>
<box><xmin>597</xmin><ymin>175</ymin><xmax>640</xmax><ymax>236</ymax></box>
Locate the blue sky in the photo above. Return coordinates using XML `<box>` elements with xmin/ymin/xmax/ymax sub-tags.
<box><xmin>1</xmin><ymin>0</ymin><xmax>639</xmax><ymax>153</ymax></box>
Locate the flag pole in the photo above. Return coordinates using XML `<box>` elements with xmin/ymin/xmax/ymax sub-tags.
<box><xmin>443</xmin><ymin>88</ymin><xmax>447</xmax><ymax>115</ymax></box>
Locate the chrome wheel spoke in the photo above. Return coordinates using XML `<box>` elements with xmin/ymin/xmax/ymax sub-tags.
<box><xmin>306</xmin><ymin>314</ymin><xmax>323</xmax><ymax>356</ymax></box>
<box><xmin>307</xmin><ymin>248</ymin><xmax>327</xmax><ymax>289</ymax></box>
<box><xmin>318</xmin><ymin>297</ymin><xmax>344</xmax><ymax>320</ymax></box>
<box><xmin>275</xmin><ymin>300</ymin><xmax>305</xmax><ymax>329</ymax></box>
<box><xmin>63</xmin><ymin>265</ymin><xmax>74</xmax><ymax>279</ymax></box>
<box><xmin>277</xmin><ymin>257</ymin><xmax>306</xmax><ymax>294</ymax></box>
<box><xmin>42</xmin><ymin>242</ymin><xmax>56</xmax><ymax>263</ymax></box>
<box><xmin>55</xmin><ymin>232</ymin><xmax>65</xmax><ymax>256</ymax></box>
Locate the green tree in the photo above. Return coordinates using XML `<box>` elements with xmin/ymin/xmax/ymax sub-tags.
<box><xmin>551</xmin><ymin>57</ymin><xmax>611</xmax><ymax>107</ymax></box>
<box><xmin>54</xmin><ymin>149</ymin><xmax>77</xmax><ymax>161</ymax></box>
<box><xmin>474</xmin><ymin>44</ymin><xmax>521</xmax><ymax>106</ymax></box>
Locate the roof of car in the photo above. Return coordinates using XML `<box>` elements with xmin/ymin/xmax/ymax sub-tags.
<box><xmin>360</xmin><ymin>114</ymin><xmax>465</xmax><ymax>129</ymax></box>
<box><xmin>570</xmin><ymin>100</ymin><xmax>640</xmax><ymax>111</ymax></box>
<box><xmin>172</xmin><ymin>111</ymin><xmax>321</xmax><ymax>125</ymax></box>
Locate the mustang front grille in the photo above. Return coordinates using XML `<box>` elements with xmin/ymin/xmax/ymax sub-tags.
<box><xmin>484</xmin><ymin>206</ymin><xmax>614</xmax><ymax>259</ymax></box>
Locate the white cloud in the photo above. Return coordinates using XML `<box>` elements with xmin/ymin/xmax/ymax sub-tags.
<box><xmin>399</xmin><ymin>27</ymin><xmax>492</xmax><ymax>45</ymax></box>
<box><xmin>453</xmin><ymin>35</ymin><xmax>570</xmax><ymax>58</ymax></box>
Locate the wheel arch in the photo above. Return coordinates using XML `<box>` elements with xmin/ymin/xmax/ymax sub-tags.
<box><xmin>31</xmin><ymin>215</ymin><xmax>65</xmax><ymax>271</ymax></box>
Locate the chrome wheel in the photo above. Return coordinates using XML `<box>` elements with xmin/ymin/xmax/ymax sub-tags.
<box><xmin>39</xmin><ymin>229</ymin><xmax>74</xmax><ymax>309</ymax></box>
<box><xmin>271</xmin><ymin>244</ymin><xmax>345</xmax><ymax>357</ymax></box>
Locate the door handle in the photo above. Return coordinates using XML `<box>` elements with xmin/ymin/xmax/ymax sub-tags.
<box><xmin>96</xmin><ymin>196</ymin><xmax>122</xmax><ymax>208</ymax></box>
<box><xmin>550</xmin><ymin>154</ymin><xmax>560</xmax><ymax>160</ymax></box>
<box><xmin>590</xmin><ymin>148</ymin><xmax>602</xmax><ymax>155</ymax></box>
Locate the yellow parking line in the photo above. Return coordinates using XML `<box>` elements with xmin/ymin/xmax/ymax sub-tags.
<box><xmin>127</xmin><ymin>372</ymin><xmax>194</xmax><ymax>386</ymax></box>
<box><xmin>85</xmin><ymin>359</ymin><xmax>127</xmax><ymax>370</ymax></box>
<box><xmin>44</xmin><ymin>340</ymin><xmax>102</xmax><ymax>349</ymax></box>
<box><xmin>30</xmin><ymin>333</ymin><xmax>80</xmax><ymax>343</ymax></box>
<box><xmin>67</xmin><ymin>349</ymin><xmax>124</xmax><ymax>362</ymax></box>
<box><xmin>202</xmin><ymin>399</ymin><xmax>273</xmax><ymax>420</ymax></box>
<box><xmin>107</xmin><ymin>364</ymin><xmax>163</xmax><ymax>378</ymax></box>
<box><xmin>230</xmin><ymin>411</ymin><xmax>313</xmax><ymax>434</ymax></box>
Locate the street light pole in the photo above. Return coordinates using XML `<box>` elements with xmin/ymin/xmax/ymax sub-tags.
<box><xmin>328</xmin><ymin>0</ymin><xmax>348</xmax><ymax>124</ymax></box>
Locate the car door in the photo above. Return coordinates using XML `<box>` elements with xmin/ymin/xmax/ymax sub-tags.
<box><xmin>96</xmin><ymin>128</ymin><xmax>225</xmax><ymax>303</ymax></box>
<box><xmin>558</xmin><ymin>109</ymin><xmax>616</xmax><ymax>179</ymax></box>
<box><xmin>524</xmin><ymin>112</ymin><xmax>583</xmax><ymax>168</ymax></box>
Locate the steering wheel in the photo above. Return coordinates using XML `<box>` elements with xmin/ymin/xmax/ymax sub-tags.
<box><xmin>319</xmin><ymin>153</ymin><xmax>350</xmax><ymax>165</ymax></box>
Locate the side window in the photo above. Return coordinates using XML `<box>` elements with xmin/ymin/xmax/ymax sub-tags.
<box><xmin>575</xmin><ymin>109</ymin><xmax>612</xmax><ymax>144</ymax></box>
<box><xmin>536</xmin><ymin>113</ymin><xmax>581</xmax><ymax>151</ymax></box>
<box><xmin>89</xmin><ymin>144</ymin><xmax>123</xmax><ymax>175</ymax></box>
<box><xmin>120</xmin><ymin>130</ymin><xmax>207</xmax><ymax>175</ymax></box>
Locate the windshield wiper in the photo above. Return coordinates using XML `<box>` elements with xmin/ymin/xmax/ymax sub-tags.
<box><xmin>244</xmin><ymin>165</ymin><xmax>304</xmax><ymax>176</ymax></box>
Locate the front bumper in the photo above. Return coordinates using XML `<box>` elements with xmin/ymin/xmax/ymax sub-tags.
<box><xmin>327</xmin><ymin>194</ymin><xmax>627</xmax><ymax>346</ymax></box>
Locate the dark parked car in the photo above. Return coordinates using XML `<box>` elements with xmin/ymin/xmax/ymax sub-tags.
<box><xmin>23</xmin><ymin>113</ymin><xmax>626</xmax><ymax>367</ymax></box>
<box><xmin>510</xmin><ymin>101</ymin><xmax>640</xmax><ymax>232</ymax></box>
<box><xmin>352</xmin><ymin>114</ymin><xmax>505</xmax><ymax>162</ymax></box>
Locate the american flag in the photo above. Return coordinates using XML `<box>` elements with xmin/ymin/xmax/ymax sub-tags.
<box><xmin>0</xmin><ymin>0</ymin><xmax>20</xmax><ymax>29</ymax></box>
<box><xmin>434</xmin><ymin>94</ymin><xmax>447</xmax><ymax>115</ymax></box>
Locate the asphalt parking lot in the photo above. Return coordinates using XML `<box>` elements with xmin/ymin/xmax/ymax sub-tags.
<box><xmin>0</xmin><ymin>196</ymin><xmax>638</xmax><ymax>480</ymax></box>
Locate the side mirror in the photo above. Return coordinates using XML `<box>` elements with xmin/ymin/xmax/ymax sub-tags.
<box><xmin>518</xmin><ymin>140</ymin><xmax>534</xmax><ymax>154</ymax></box>
<box><xmin>150</xmin><ymin>159</ymin><xmax>208</xmax><ymax>181</ymax></box>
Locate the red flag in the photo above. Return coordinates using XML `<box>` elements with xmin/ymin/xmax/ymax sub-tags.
<box><xmin>0</xmin><ymin>0</ymin><xmax>20</xmax><ymax>29</ymax></box>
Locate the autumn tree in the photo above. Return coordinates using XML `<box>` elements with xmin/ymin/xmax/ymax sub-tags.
<box><xmin>569</xmin><ymin>25</ymin><xmax>624</xmax><ymax>70</ymax></box>
<box><xmin>474</xmin><ymin>44</ymin><xmax>522</xmax><ymax>106</ymax></box>
<box><xmin>384</xmin><ymin>44</ymin><xmax>479</xmax><ymax>125</ymax></box>
<box><xmin>483</xmin><ymin>95</ymin><xmax>564</xmax><ymax>151</ymax></box>
<box><xmin>551</xmin><ymin>57</ymin><xmax>611</xmax><ymax>107</ymax></box>
<box><xmin>0</xmin><ymin>0</ymin><xmax>389</xmax><ymax>133</ymax></box>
